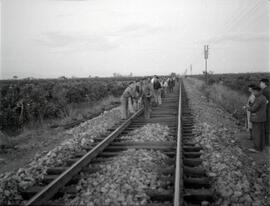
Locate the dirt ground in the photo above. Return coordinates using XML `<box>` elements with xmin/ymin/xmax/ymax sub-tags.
<box><xmin>237</xmin><ymin>130</ymin><xmax>269</xmax><ymax>167</ymax></box>
<box><xmin>0</xmin><ymin>127</ymin><xmax>73</xmax><ymax>173</ymax></box>
<box><xmin>0</xmin><ymin>97</ymin><xmax>120</xmax><ymax>174</ymax></box>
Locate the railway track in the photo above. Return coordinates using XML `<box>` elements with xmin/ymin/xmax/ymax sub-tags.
<box><xmin>21</xmin><ymin>80</ymin><xmax>214</xmax><ymax>206</ymax></box>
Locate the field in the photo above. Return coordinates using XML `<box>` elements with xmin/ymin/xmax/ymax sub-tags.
<box><xmin>0</xmin><ymin>75</ymin><xmax>269</xmax><ymax>206</ymax></box>
<box><xmin>0</xmin><ymin>77</ymin><xmax>143</xmax><ymax>135</ymax></box>
<box><xmin>190</xmin><ymin>73</ymin><xmax>270</xmax><ymax>124</ymax></box>
<box><xmin>192</xmin><ymin>72</ymin><xmax>270</xmax><ymax>95</ymax></box>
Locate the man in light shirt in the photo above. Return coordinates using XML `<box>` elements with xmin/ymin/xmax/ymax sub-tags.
<box><xmin>120</xmin><ymin>82</ymin><xmax>137</xmax><ymax>119</ymax></box>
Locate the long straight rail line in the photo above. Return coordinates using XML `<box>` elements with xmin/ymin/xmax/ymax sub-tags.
<box><xmin>174</xmin><ymin>80</ymin><xmax>183</xmax><ymax>206</ymax></box>
<box><xmin>25</xmin><ymin>109</ymin><xmax>143</xmax><ymax>206</ymax></box>
<box><xmin>22</xmin><ymin>81</ymin><xmax>189</xmax><ymax>206</ymax></box>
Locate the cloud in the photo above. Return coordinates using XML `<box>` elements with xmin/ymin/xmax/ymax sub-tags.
<box><xmin>200</xmin><ymin>32</ymin><xmax>269</xmax><ymax>44</ymax></box>
<box><xmin>35</xmin><ymin>22</ymin><xmax>165</xmax><ymax>52</ymax></box>
<box><xmin>50</xmin><ymin>0</ymin><xmax>89</xmax><ymax>1</ymax></box>
<box><xmin>115</xmin><ymin>23</ymin><xmax>165</xmax><ymax>37</ymax></box>
<box><xmin>119</xmin><ymin>24</ymin><xmax>161</xmax><ymax>33</ymax></box>
<box><xmin>35</xmin><ymin>32</ymin><xmax>118</xmax><ymax>53</ymax></box>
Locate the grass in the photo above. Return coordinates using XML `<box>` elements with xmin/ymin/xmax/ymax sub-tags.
<box><xmin>187</xmin><ymin>78</ymin><xmax>247</xmax><ymax>123</ymax></box>
<box><xmin>57</xmin><ymin>95</ymin><xmax>120</xmax><ymax>125</ymax></box>
<box><xmin>21</xmin><ymin>95</ymin><xmax>120</xmax><ymax>132</ymax></box>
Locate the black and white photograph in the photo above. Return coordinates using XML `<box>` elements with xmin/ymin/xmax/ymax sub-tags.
<box><xmin>0</xmin><ymin>0</ymin><xmax>269</xmax><ymax>205</ymax></box>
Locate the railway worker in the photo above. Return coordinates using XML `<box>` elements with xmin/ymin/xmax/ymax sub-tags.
<box><xmin>245</xmin><ymin>84</ymin><xmax>256</xmax><ymax>140</ymax></box>
<box><xmin>246</xmin><ymin>86</ymin><xmax>268</xmax><ymax>151</ymax></box>
<box><xmin>152</xmin><ymin>76</ymin><xmax>162</xmax><ymax>106</ymax></box>
<box><xmin>259</xmin><ymin>78</ymin><xmax>270</xmax><ymax>146</ymax></box>
<box><xmin>165</xmin><ymin>78</ymin><xmax>170</xmax><ymax>93</ymax></box>
<box><xmin>151</xmin><ymin>75</ymin><xmax>157</xmax><ymax>84</ymax></box>
<box><xmin>163</xmin><ymin>78</ymin><xmax>168</xmax><ymax>94</ymax></box>
<box><xmin>142</xmin><ymin>78</ymin><xmax>153</xmax><ymax>119</ymax></box>
<box><xmin>168</xmin><ymin>77</ymin><xmax>174</xmax><ymax>93</ymax></box>
<box><xmin>121</xmin><ymin>82</ymin><xmax>137</xmax><ymax>119</ymax></box>
<box><xmin>160</xmin><ymin>79</ymin><xmax>166</xmax><ymax>99</ymax></box>
<box><xmin>133</xmin><ymin>80</ymin><xmax>143</xmax><ymax>111</ymax></box>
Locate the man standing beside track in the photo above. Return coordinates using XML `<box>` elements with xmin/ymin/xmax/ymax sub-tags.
<box><xmin>142</xmin><ymin>78</ymin><xmax>153</xmax><ymax>119</ymax></box>
<box><xmin>168</xmin><ymin>77</ymin><xmax>174</xmax><ymax>93</ymax></box>
<box><xmin>247</xmin><ymin>86</ymin><xmax>268</xmax><ymax>151</ymax></box>
<box><xmin>152</xmin><ymin>76</ymin><xmax>162</xmax><ymax>106</ymax></box>
<box><xmin>259</xmin><ymin>78</ymin><xmax>270</xmax><ymax>146</ymax></box>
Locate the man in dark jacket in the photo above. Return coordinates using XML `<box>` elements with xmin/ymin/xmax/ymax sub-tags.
<box><xmin>152</xmin><ymin>76</ymin><xmax>162</xmax><ymax>105</ymax></box>
<box><xmin>247</xmin><ymin>86</ymin><xmax>268</xmax><ymax>151</ymax></box>
<box><xmin>259</xmin><ymin>78</ymin><xmax>270</xmax><ymax>146</ymax></box>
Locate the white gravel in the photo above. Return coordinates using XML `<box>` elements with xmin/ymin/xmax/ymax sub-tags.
<box><xmin>0</xmin><ymin>107</ymin><xmax>122</xmax><ymax>205</ymax></box>
<box><xmin>184</xmin><ymin>79</ymin><xmax>270</xmax><ymax>206</ymax></box>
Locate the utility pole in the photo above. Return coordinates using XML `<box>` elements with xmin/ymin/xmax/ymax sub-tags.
<box><xmin>190</xmin><ymin>64</ymin><xmax>192</xmax><ymax>75</ymax></box>
<box><xmin>204</xmin><ymin>45</ymin><xmax>209</xmax><ymax>84</ymax></box>
<box><xmin>184</xmin><ymin>68</ymin><xmax>187</xmax><ymax>78</ymax></box>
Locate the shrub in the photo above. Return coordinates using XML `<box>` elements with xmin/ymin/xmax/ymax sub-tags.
<box><xmin>0</xmin><ymin>78</ymin><xmax>131</xmax><ymax>133</ymax></box>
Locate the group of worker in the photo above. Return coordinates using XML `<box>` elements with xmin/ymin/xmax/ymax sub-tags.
<box><xmin>121</xmin><ymin>75</ymin><xmax>177</xmax><ymax>120</ymax></box>
<box><xmin>245</xmin><ymin>78</ymin><xmax>269</xmax><ymax>152</ymax></box>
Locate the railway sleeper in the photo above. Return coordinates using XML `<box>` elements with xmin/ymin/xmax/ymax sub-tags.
<box><xmin>103</xmin><ymin>146</ymin><xmax>176</xmax><ymax>151</ymax></box>
<box><xmin>182</xmin><ymin>122</ymin><xmax>194</xmax><ymax>125</ymax></box>
<box><xmin>182</xmin><ymin>133</ymin><xmax>194</xmax><ymax>137</ymax></box>
<box><xmin>182</xmin><ymin>126</ymin><xmax>194</xmax><ymax>130</ymax></box>
<box><xmin>132</xmin><ymin>120</ymin><xmax>177</xmax><ymax>124</ymax></box>
<box><xmin>150</xmin><ymin>112</ymin><xmax>178</xmax><ymax>115</ymax></box>
<box><xmin>119</xmin><ymin>131</ymin><xmax>177</xmax><ymax>136</ymax></box>
<box><xmin>183</xmin><ymin>146</ymin><xmax>202</xmax><ymax>152</ymax></box>
<box><xmin>108</xmin><ymin>141</ymin><xmax>176</xmax><ymax>147</ymax></box>
<box><xmin>183</xmin><ymin>166</ymin><xmax>206</xmax><ymax>176</ymax></box>
<box><xmin>183</xmin><ymin>189</ymin><xmax>214</xmax><ymax>204</ymax></box>
<box><xmin>41</xmin><ymin>175</ymin><xmax>80</xmax><ymax>185</ymax></box>
<box><xmin>21</xmin><ymin>185</ymin><xmax>78</xmax><ymax>200</ymax></box>
<box><xmin>183</xmin><ymin>151</ymin><xmax>202</xmax><ymax>158</ymax></box>
<box><xmin>97</xmin><ymin>151</ymin><xmax>176</xmax><ymax>158</ymax></box>
<box><xmin>146</xmin><ymin>189</ymin><xmax>173</xmax><ymax>201</ymax></box>
<box><xmin>183</xmin><ymin>158</ymin><xmax>203</xmax><ymax>167</ymax></box>
<box><xmin>182</xmin><ymin>130</ymin><xmax>194</xmax><ymax>134</ymax></box>
<box><xmin>46</xmin><ymin>167</ymin><xmax>69</xmax><ymax>175</ymax></box>
<box><xmin>184</xmin><ymin>177</ymin><xmax>211</xmax><ymax>189</ymax></box>
<box><xmin>182</xmin><ymin>141</ymin><xmax>198</xmax><ymax>146</ymax></box>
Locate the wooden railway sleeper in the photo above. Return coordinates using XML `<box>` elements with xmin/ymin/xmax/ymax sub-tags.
<box><xmin>183</xmin><ymin>189</ymin><xmax>214</xmax><ymax>204</ymax></box>
<box><xmin>183</xmin><ymin>177</ymin><xmax>211</xmax><ymax>189</ymax></box>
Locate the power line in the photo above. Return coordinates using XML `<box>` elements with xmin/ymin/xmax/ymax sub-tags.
<box><xmin>221</xmin><ymin>1</ymin><xmax>253</xmax><ymax>33</ymax></box>
<box><xmin>230</xmin><ymin>0</ymin><xmax>266</xmax><ymax>32</ymax></box>
<box><xmin>222</xmin><ymin>0</ymin><xmax>263</xmax><ymax>33</ymax></box>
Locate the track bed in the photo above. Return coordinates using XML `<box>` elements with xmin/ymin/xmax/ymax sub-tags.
<box><xmin>21</xmin><ymin>81</ymin><xmax>214</xmax><ymax>206</ymax></box>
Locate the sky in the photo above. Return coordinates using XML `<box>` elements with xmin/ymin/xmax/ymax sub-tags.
<box><xmin>1</xmin><ymin>0</ymin><xmax>269</xmax><ymax>79</ymax></box>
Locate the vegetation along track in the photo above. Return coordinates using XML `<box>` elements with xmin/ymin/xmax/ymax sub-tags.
<box><xmin>21</xmin><ymin>80</ymin><xmax>214</xmax><ymax>206</ymax></box>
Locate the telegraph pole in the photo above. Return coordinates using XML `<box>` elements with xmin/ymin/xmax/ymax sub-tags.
<box><xmin>184</xmin><ymin>68</ymin><xmax>187</xmax><ymax>78</ymax></box>
<box><xmin>190</xmin><ymin>64</ymin><xmax>192</xmax><ymax>75</ymax></box>
<box><xmin>204</xmin><ymin>45</ymin><xmax>209</xmax><ymax>84</ymax></box>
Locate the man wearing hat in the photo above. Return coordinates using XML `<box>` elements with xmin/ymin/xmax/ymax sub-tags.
<box><xmin>247</xmin><ymin>86</ymin><xmax>268</xmax><ymax>151</ymax></box>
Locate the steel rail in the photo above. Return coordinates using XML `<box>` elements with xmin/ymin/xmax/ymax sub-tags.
<box><xmin>174</xmin><ymin>81</ymin><xmax>183</xmax><ymax>206</ymax></box>
<box><xmin>25</xmin><ymin>108</ymin><xmax>143</xmax><ymax>206</ymax></box>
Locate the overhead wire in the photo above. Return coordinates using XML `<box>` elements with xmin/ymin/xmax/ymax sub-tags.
<box><xmin>223</xmin><ymin>0</ymin><xmax>263</xmax><ymax>33</ymax></box>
